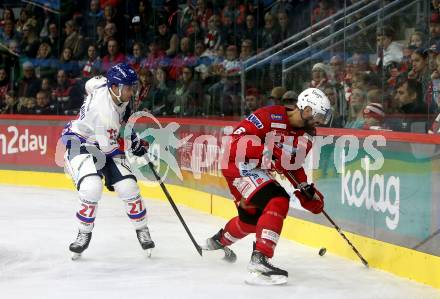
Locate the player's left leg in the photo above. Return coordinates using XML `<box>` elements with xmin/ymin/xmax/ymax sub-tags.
<box><xmin>103</xmin><ymin>156</ymin><xmax>155</xmax><ymax>254</ymax></box>
<box><xmin>246</xmin><ymin>182</ymin><xmax>291</xmax><ymax>284</ymax></box>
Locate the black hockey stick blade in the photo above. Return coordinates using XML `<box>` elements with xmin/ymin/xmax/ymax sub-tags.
<box><xmin>147</xmin><ymin>161</ymin><xmax>203</xmax><ymax>256</ymax></box>
<box><xmin>322</xmin><ymin>210</ymin><xmax>369</xmax><ymax>268</ymax></box>
<box><xmin>284</xmin><ymin>170</ymin><xmax>368</xmax><ymax>267</ymax></box>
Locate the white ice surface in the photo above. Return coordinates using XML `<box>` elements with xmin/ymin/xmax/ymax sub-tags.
<box><xmin>0</xmin><ymin>184</ymin><xmax>439</xmax><ymax>299</ymax></box>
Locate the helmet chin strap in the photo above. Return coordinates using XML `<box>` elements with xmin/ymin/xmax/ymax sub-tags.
<box><xmin>109</xmin><ymin>85</ymin><xmax>123</xmax><ymax>106</ymax></box>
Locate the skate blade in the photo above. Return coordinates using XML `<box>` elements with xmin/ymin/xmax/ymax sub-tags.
<box><xmin>71</xmin><ymin>252</ymin><xmax>82</xmax><ymax>260</ymax></box>
<box><xmin>245</xmin><ymin>272</ymin><xmax>288</xmax><ymax>286</ymax></box>
<box><xmin>144</xmin><ymin>248</ymin><xmax>152</xmax><ymax>258</ymax></box>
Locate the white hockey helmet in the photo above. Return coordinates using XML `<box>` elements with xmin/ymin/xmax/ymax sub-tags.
<box><xmin>297</xmin><ymin>88</ymin><xmax>332</xmax><ymax>125</ymax></box>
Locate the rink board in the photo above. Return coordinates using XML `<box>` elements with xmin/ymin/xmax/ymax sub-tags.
<box><xmin>0</xmin><ymin>169</ymin><xmax>439</xmax><ymax>289</ymax></box>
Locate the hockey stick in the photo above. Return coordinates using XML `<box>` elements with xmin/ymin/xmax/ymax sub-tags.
<box><xmin>147</xmin><ymin>161</ymin><xmax>203</xmax><ymax>256</ymax></box>
<box><xmin>284</xmin><ymin>171</ymin><xmax>369</xmax><ymax>268</ymax></box>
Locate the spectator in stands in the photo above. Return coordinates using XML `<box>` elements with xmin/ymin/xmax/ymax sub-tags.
<box><xmin>240</xmin><ymin>39</ymin><xmax>254</xmax><ymax>60</ymax></box>
<box><xmin>38</xmin><ymin>5</ymin><xmax>55</xmax><ymax>39</ymax></box>
<box><xmin>311</xmin><ymin>0</ymin><xmax>336</xmax><ymax>25</ymax></box>
<box><xmin>103</xmin><ymin>22</ymin><xmax>118</xmax><ymax>47</ymax></box>
<box><xmin>63</xmin><ymin>20</ymin><xmax>85</xmax><ymax>60</ymax></box>
<box><xmin>352</xmin><ymin>53</ymin><xmax>371</xmax><ymax>74</ymax></box>
<box><xmin>52</xmin><ymin>69</ymin><xmax>82</xmax><ymax>115</ymax></box>
<box><xmin>261</xmin><ymin>12</ymin><xmax>280</xmax><ymax>49</ymax></box>
<box><xmin>0</xmin><ymin>67</ymin><xmax>11</xmax><ymax>104</ymax></box>
<box><xmin>195</xmin><ymin>0</ymin><xmax>213</xmax><ymax>31</ymax></box>
<box><xmin>156</xmin><ymin>17</ymin><xmax>179</xmax><ymax>57</ymax></box>
<box><xmin>329</xmin><ymin>55</ymin><xmax>345</xmax><ymax>86</ymax></box>
<box><xmin>17</xmin><ymin>61</ymin><xmax>41</xmax><ymax>98</ymax></box>
<box><xmin>95</xmin><ymin>21</ymin><xmax>106</xmax><ymax>57</ymax></box>
<box><xmin>221</xmin><ymin>45</ymin><xmax>241</xmax><ymax>76</ymax></box>
<box><xmin>393</xmin><ymin>79</ymin><xmax>427</xmax><ymax>131</ymax></box>
<box><xmin>155</xmin><ymin>67</ymin><xmax>173</xmax><ymax>115</ymax></box>
<box><xmin>0</xmin><ymin>90</ymin><xmax>17</xmax><ymax>114</ymax></box>
<box><xmin>83</xmin><ymin>0</ymin><xmax>103</xmax><ymax>40</ymax></box>
<box><xmin>34</xmin><ymin>90</ymin><xmax>55</xmax><ymax>115</ymax></box>
<box><xmin>103</xmin><ymin>4</ymin><xmax>117</xmax><ymax>25</ymax></box>
<box><xmin>408</xmin><ymin>48</ymin><xmax>431</xmax><ymax>108</ymax></box>
<box><xmin>127</xmin><ymin>42</ymin><xmax>145</xmax><ymax>73</ymax></box>
<box><xmin>277</xmin><ymin>10</ymin><xmax>292</xmax><ymax>41</ymax></box>
<box><xmin>59</xmin><ymin>47</ymin><xmax>80</xmax><ymax>78</ymax></box>
<box><xmin>101</xmin><ymin>37</ymin><xmax>126</xmax><ymax>72</ymax></box>
<box><xmin>128</xmin><ymin>15</ymin><xmax>151</xmax><ymax>52</ymax></box>
<box><xmin>16</xmin><ymin>9</ymin><xmax>30</xmax><ymax>34</ymax></box>
<box><xmin>362</xmin><ymin>103</ymin><xmax>386</xmax><ymax>130</ymax></box>
<box><xmin>243</xmin><ymin>87</ymin><xmax>260</xmax><ymax>117</ymax></box>
<box><xmin>0</xmin><ymin>19</ymin><xmax>18</xmax><ymax>44</ymax></box>
<box><xmin>345</xmin><ymin>88</ymin><xmax>367</xmax><ymax>129</ymax></box>
<box><xmin>271</xmin><ymin>0</ymin><xmax>294</xmax><ymax>17</ymax></box>
<box><xmin>143</xmin><ymin>38</ymin><xmax>165</xmax><ymax>71</ymax></box>
<box><xmin>0</xmin><ymin>8</ymin><xmax>16</xmax><ymax>29</ymax></box>
<box><xmin>18</xmin><ymin>97</ymin><xmax>36</xmax><ymax>114</ymax></box>
<box><xmin>376</xmin><ymin>26</ymin><xmax>403</xmax><ymax>69</ymax></box>
<box><xmin>409</xmin><ymin>31</ymin><xmax>427</xmax><ymax>49</ymax></box>
<box><xmin>241</xmin><ymin>15</ymin><xmax>259</xmax><ymax>51</ymax></box>
<box><xmin>267</xmin><ymin>86</ymin><xmax>286</xmax><ymax>106</ymax></box>
<box><xmin>81</xmin><ymin>44</ymin><xmax>102</xmax><ymax>78</ymax></box>
<box><xmin>204</xmin><ymin>15</ymin><xmax>222</xmax><ymax>53</ymax></box>
<box><xmin>429</xmin><ymin>13</ymin><xmax>440</xmax><ymax>48</ymax></box>
<box><xmin>170</xmin><ymin>66</ymin><xmax>203</xmax><ymax>116</ymax></box>
<box><xmin>33</xmin><ymin>42</ymin><xmax>56</xmax><ymax>79</ymax></box>
<box><xmin>169</xmin><ymin>37</ymin><xmax>196</xmax><ymax>81</ymax></box>
<box><xmin>42</xmin><ymin>23</ymin><xmax>61</xmax><ymax>58</ymax></box>
<box><xmin>40</xmin><ymin>77</ymin><xmax>53</xmax><ymax>95</ymax></box>
<box><xmin>134</xmin><ymin>68</ymin><xmax>155</xmax><ymax>111</ymax></box>
<box><xmin>323</xmin><ymin>83</ymin><xmax>344</xmax><ymax>128</ymax></box>
<box><xmin>308</xmin><ymin>62</ymin><xmax>330</xmax><ymax>89</ymax></box>
<box><xmin>19</xmin><ymin>24</ymin><xmax>39</xmax><ymax>58</ymax></box>
<box><xmin>282</xmin><ymin>90</ymin><xmax>298</xmax><ymax>105</ymax></box>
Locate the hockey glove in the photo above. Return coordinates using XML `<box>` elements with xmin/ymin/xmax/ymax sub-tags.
<box><xmin>130</xmin><ymin>134</ymin><xmax>149</xmax><ymax>157</ymax></box>
<box><xmin>118</xmin><ymin>132</ymin><xmax>149</xmax><ymax>157</ymax></box>
<box><xmin>294</xmin><ymin>183</ymin><xmax>324</xmax><ymax>214</ymax></box>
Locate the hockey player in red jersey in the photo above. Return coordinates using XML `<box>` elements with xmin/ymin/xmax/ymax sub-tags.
<box><xmin>204</xmin><ymin>87</ymin><xmax>331</xmax><ymax>285</ymax></box>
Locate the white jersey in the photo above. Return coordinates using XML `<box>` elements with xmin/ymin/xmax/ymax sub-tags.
<box><xmin>64</xmin><ymin>76</ymin><xmax>129</xmax><ymax>156</ymax></box>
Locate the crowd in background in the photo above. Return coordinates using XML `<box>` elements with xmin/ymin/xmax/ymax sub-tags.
<box><xmin>0</xmin><ymin>0</ymin><xmax>439</xmax><ymax>133</ymax></box>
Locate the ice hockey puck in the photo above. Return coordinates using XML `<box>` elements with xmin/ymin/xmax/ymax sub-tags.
<box><xmin>319</xmin><ymin>247</ymin><xmax>327</xmax><ymax>256</ymax></box>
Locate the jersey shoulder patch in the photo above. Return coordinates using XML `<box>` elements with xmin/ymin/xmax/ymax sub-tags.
<box><xmin>246</xmin><ymin>113</ymin><xmax>264</xmax><ymax>129</ymax></box>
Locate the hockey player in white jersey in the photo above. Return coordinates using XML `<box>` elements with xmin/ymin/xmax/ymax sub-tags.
<box><xmin>62</xmin><ymin>63</ymin><xmax>154</xmax><ymax>259</ymax></box>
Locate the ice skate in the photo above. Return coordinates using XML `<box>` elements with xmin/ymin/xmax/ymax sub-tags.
<box><xmin>203</xmin><ymin>229</ymin><xmax>237</xmax><ymax>263</ymax></box>
<box><xmin>246</xmin><ymin>250</ymin><xmax>288</xmax><ymax>285</ymax></box>
<box><xmin>136</xmin><ymin>226</ymin><xmax>155</xmax><ymax>257</ymax></box>
<box><xmin>69</xmin><ymin>231</ymin><xmax>92</xmax><ymax>260</ymax></box>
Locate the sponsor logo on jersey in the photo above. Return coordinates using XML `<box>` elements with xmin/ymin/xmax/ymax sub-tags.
<box><xmin>270</xmin><ymin>114</ymin><xmax>283</xmax><ymax>121</ymax></box>
<box><xmin>247</xmin><ymin>114</ymin><xmax>264</xmax><ymax>129</ymax></box>
<box><xmin>271</xmin><ymin>122</ymin><xmax>287</xmax><ymax>129</ymax></box>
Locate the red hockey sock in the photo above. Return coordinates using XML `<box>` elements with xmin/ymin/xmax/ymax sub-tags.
<box><xmin>255</xmin><ymin>197</ymin><xmax>289</xmax><ymax>258</ymax></box>
<box><xmin>220</xmin><ymin>216</ymin><xmax>256</xmax><ymax>246</ymax></box>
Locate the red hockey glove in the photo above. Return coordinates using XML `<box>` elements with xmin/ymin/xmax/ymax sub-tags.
<box><xmin>294</xmin><ymin>183</ymin><xmax>324</xmax><ymax>214</ymax></box>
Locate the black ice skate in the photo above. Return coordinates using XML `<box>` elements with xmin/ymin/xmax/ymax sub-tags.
<box><xmin>203</xmin><ymin>229</ymin><xmax>237</xmax><ymax>263</ymax></box>
<box><xmin>69</xmin><ymin>231</ymin><xmax>92</xmax><ymax>260</ymax></box>
<box><xmin>246</xmin><ymin>250</ymin><xmax>288</xmax><ymax>285</ymax></box>
<box><xmin>136</xmin><ymin>226</ymin><xmax>155</xmax><ymax>257</ymax></box>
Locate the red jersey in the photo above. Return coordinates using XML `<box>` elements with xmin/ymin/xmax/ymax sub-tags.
<box><xmin>222</xmin><ymin>105</ymin><xmax>314</xmax><ymax>180</ymax></box>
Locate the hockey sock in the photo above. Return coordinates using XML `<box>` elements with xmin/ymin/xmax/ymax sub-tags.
<box><xmin>220</xmin><ymin>216</ymin><xmax>256</xmax><ymax>246</ymax></box>
<box><xmin>124</xmin><ymin>194</ymin><xmax>148</xmax><ymax>230</ymax></box>
<box><xmin>255</xmin><ymin>196</ymin><xmax>289</xmax><ymax>258</ymax></box>
<box><xmin>76</xmin><ymin>198</ymin><xmax>98</xmax><ymax>233</ymax></box>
